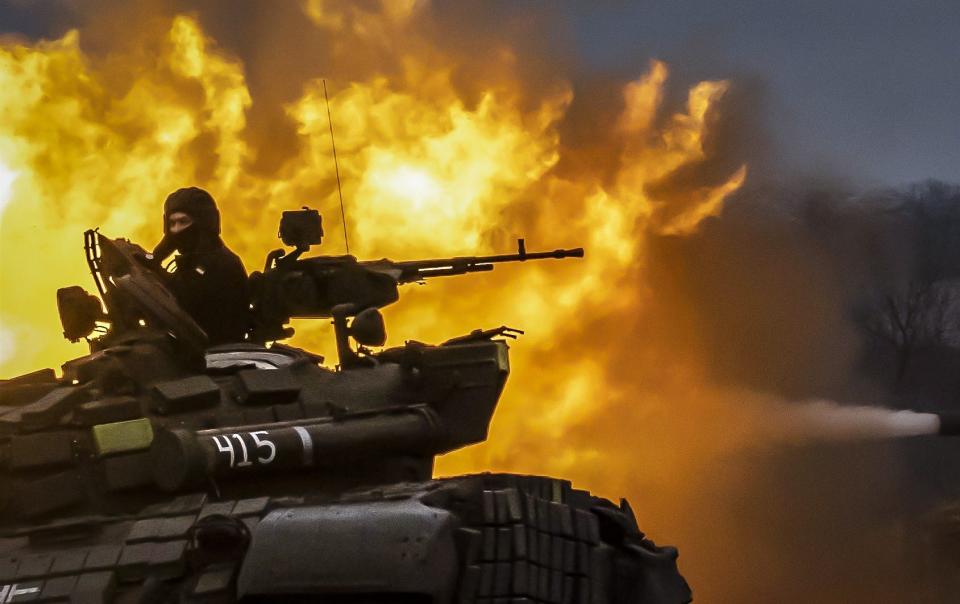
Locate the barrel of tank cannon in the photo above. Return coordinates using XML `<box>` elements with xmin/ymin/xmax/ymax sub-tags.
<box><xmin>151</xmin><ymin>405</ymin><xmax>444</xmax><ymax>491</ymax></box>
<box><xmin>936</xmin><ymin>413</ymin><xmax>960</xmax><ymax>436</ymax></box>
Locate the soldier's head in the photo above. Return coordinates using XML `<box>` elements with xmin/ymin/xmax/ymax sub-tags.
<box><xmin>162</xmin><ymin>187</ymin><xmax>221</xmax><ymax>252</ymax></box>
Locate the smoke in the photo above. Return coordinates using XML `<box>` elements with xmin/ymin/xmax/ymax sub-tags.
<box><xmin>772</xmin><ymin>400</ymin><xmax>941</xmax><ymax>442</ymax></box>
<box><xmin>633</xmin><ymin>182</ymin><xmax>960</xmax><ymax>602</ymax></box>
<box><xmin>2</xmin><ymin>3</ymin><xmax>960</xmax><ymax>603</ymax></box>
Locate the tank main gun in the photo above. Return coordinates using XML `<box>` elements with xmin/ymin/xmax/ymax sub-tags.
<box><xmin>937</xmin><ymin>413</ymin><xmax>960</xmax><ymax>435</ymax></box>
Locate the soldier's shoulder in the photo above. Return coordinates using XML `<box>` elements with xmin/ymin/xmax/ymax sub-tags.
<box><xmin>208</xmin><ymin>243</ymin><xmax>245</xmax><ymax>269</ymax></box>
<box><xmin>218</xmin><ymin>245</ymin><xmax>250</xmax><ymax>280</ymax></box>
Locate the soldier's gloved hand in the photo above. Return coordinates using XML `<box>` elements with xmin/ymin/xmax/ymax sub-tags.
<box><xmin>131</xmin><ymin>245</ymin><xmax>166</xmax><ymax>273</ymax></box>
<box><xmin>143</xmin><ymin>233</ymin><xmax>178</xmax><ymax>271</ymax></box>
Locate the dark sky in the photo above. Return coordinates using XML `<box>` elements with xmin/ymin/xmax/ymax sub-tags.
<box><xmin>562</xmin><ymin>1</ymin><xmax>960</xmax><ymax>186</ymax></box>
<box><xmin>1</xmin><ymin>1</ymin><xmax>957</xmax><ymax>187</ymax></box>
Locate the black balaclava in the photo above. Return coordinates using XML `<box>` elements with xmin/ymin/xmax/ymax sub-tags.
<box><xmin>154</xmin><ymin>187</ymin><xmax>221</xmax><ymax>258</ymax></box>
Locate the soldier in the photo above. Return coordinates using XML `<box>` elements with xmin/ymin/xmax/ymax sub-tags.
<box><xmin>151</xmin><ymin>187</ymin><xmax>250</xmax><ymax>345</ymax></box>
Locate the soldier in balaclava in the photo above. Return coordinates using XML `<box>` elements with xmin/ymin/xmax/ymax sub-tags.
<box><xmin>152</xmin><ymin>187</ymin><xmax>250</xmax><ymax>345</ymax></box>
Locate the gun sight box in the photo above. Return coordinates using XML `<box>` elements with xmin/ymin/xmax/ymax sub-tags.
<box><xmin>279</xmin><ymin>208</ymin><xmax>323</xmax><ymax>248</ymax></box>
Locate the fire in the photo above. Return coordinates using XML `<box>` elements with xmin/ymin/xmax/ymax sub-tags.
<box><xmin>287</xmin><ymin>79</ymin><xmax>569</xmax><ymax>256</ymax></box>
<box><xmin>0</xmin><ymin>169</ymin><xmax>14</xmax><ymax>366</ymax></box>
<box><xmin>0</xmin><ymin>157</ymin><xmax>16</xmax><ymax>233</ymax></box>
<box><xmin>0</xmin><ymin>18</ymin><xmax>254</xmax><ymax>377</ymax></box>
<box><xmin>1</xmin><ymin>9</ymin><xmax>748</xmax><ymax>594</ymax></box>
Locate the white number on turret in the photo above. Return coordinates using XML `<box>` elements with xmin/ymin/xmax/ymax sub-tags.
<box><xmin>212</xmin><ymin>431</ymin><xmax>277</xmax><ymax>468</ymax></box>
<box><xmin>250</xmin><ymin>430</ymin><xmax>277</xmax><ymax>463</ymax></box>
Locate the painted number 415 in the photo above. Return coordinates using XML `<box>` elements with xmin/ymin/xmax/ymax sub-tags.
<box><xmin>212</xmin><ymin>431</ymin><xmax>277</xmax><ymax>468</ymax></box>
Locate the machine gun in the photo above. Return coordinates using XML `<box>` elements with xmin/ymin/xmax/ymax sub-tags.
<box><xmin>249</xmin><ymin>208</ymin><xmax>583</xmax><ymax>365</ymax></box>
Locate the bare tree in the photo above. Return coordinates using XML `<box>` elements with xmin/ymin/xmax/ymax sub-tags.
<box><xmin>856</xmin><ymin>279</ymin><xmax>960</xmax><ymax>383</ymax></box>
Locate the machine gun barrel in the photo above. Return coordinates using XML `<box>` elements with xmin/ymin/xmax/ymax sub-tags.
<box><xmin>390</xmin><ymin>239</ymin><xmax>584</xmax><ymax>283</ymax></box>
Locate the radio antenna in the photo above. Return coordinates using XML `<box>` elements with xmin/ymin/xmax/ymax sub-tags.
<box><xmin>323</xmin><ymin>79</ymin><xmax>350</xmax><ymax>254</ymax></box>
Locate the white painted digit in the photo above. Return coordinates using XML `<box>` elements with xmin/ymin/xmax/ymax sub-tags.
<box><xmin>251</xmin><ymin>430</ymin><xmax>277</xmax><ymax>464</ymax></box>
<box><xmin>232</xmin><ymin>433</ymin><xmax>252</xmax><ymax>467</ymax></box>
<box><xmin>213</xmin><ymin>435</ymin><xmax>235</xmax><ymax>468</ymax></box>
<box><xmin>213</xmin><ymin>432</ymin><xmax>278</xmax><ymax>468</ymax></box>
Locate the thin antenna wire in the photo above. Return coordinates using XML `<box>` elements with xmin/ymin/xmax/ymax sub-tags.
<box><xmin>323</xmin><ymin>79</ymin><xmax>350</xmax><ymax>254</ymax></box>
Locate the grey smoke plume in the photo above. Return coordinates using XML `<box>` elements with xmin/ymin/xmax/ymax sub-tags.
<box><xmin>772</xmin><ymin>400</ymin><xmax>941</xmax><ymax>442</ymax></box>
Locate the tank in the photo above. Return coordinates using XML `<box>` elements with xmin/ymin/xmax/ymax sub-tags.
<box><xmin>0</xmin><ymin>210</ymin><xmax>691</xmax><ymax>603</ymax></box>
